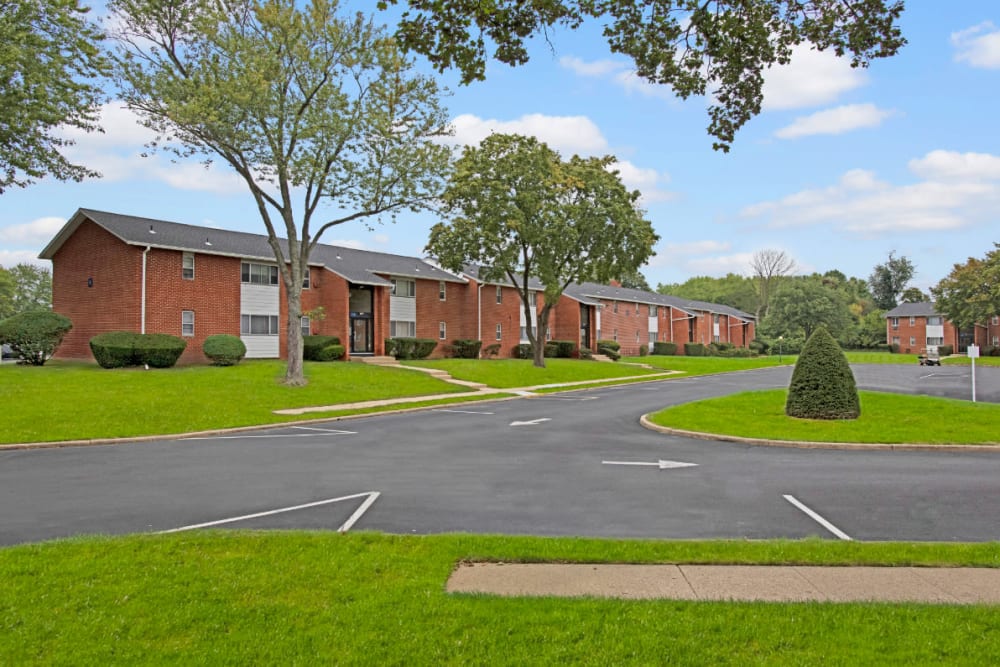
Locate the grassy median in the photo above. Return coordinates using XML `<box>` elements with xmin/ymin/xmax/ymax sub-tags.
<box><xmin>1</xmin><ymin>532</ymin><xmax>998</xmax><ymax>664</ymax></box>
<box><xmin>648</xmin><ymin>390</ymin><xmax>1000</xmax><ymax>445</ymax></box>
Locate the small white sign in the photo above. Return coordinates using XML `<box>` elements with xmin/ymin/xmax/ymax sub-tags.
<box><xmin>968</xmin><ymin>344</ymin><xmax>980</xmax><ymax>359</ymax></box>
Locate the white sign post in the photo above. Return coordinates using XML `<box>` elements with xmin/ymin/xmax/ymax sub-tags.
<box><xmin>968</xmin><ymin>344</ymin><xmax>979</xmax><ymax>402</ymax></box>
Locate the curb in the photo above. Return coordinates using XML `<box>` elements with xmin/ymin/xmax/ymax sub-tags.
<box><xmin>639</xmin><ymin>414</ymin><xmax>1000</xmax><ymax>453</ymax></box>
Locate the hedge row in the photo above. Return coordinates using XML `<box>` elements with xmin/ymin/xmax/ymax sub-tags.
<box><xmin>386</xmin><ymin>337</ymin><xmax>437</xmax><ymax>360</ymax></box>
<box><xmin>450</xmin><ymin>339</ymin><xmax>482</xmax><ymax>359</ymax></box>
<box><xmin>303</xmin><ymin>335</ymin><xmax>342</xmax><ymax>361</ymax></box>
<box><xmin>90</xmin><ymin>332</ymin><xmax>187</xmax><ymax>368</ymax></box>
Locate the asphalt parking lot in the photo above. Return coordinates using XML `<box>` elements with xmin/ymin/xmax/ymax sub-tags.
<box><xmin>0</xmin><ymin>364</ymin><xmax>997</xmax><ymax>547</ymax></box>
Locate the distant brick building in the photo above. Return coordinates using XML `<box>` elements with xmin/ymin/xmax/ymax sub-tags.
<box><xmin>884</xmin><ymin>302</ymin><xmax>993</xmax><ymax>354</ymax></box>
<box><xmin>41</xmin><ymin>209</ymin><xmax>755</xmax><ymax>363</ymax></box>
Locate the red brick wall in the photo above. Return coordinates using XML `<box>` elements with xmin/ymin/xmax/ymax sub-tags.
<box><xmin>51</xmin><ymin>220</ymin><xmax>143</xmax><ymax>359</ymax></box>
<box><xmin>551</xmin><ymin>296</ymin><xmax>583</xmax><ymax>349</ymax></box>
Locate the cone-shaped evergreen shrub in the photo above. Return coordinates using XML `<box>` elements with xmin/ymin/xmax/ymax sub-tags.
<box><xmin>785</xmin><ymin>326</ymin><xmax>860</xmax><ymax>420</ymax></box>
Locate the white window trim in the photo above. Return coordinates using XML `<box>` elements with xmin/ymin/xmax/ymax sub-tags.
<box><xmin>495</xmin><ymin>323</ymin><xmax>502</xmax><ymax>341</ymax></box>
<box><xmin>241</xmin><ymin>313</ymin><xmax>280</xmax><ymax>336</ymax></box>
<box><xmin>439</xmin><ymin>281</ymin><xmax>446</xmax><ymax>301</ymax></box>
<box><xmin>439</xmin><ymin>321</ymin><xmax>447</xmax><ymax>340</ymax></box>
<box><xmin>300</xmin><ymin>315</ymin><xmax>310</xmax><ymax>337</ymax></box>
<box><xmin>182</xmin><ymin>253</ymin><xmax>195</xmax><ymax>280</ymax></box>
<box><xmin>181</xmin><ymin>310</ymin><xmax>194</xmax><ymax>337</ymax></box>
<box><xmin>496</xmin><ymin>285</ymin><xmax>502</xmax><ymax>304</ymax></box>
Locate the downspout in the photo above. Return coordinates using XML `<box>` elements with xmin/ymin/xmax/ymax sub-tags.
<box><xmin>141</xmin><ymin>246</ymin><xmax>151</xmax><ymax>334</ymax></box>
<box><xmin>477</xmin><ymin>281</ymin><xmax>485</xmax><ymax>356</ymax></box>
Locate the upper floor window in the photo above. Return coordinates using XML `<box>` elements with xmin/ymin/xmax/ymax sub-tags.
<box><xmin>439</xmin><ymin>281</ymin><xmax>446</xmax><ymax>301</ymax></box>
<box><xmin>241</xmin><ymin>262</ymin><xmax>278</xmax><ymax>286</ymax></box>
<box><xmin>390</xmin><ymin>278</ymin><xmax>415</xmax><ymax>297</ymax></box>
<box><xmin>909</xmin><ymin>316</ymin><xmax>916</xmax><ymax>326</ymax></box>
<box><xmin>650</xmin><ymin>305</ymin><xmax>657</xmax><ymax>317</ymax></box>
<box><xmin>496</xmin><ymin>285</ymin><xmax>503</xmax><ymax>304</ymax></box>
<box><xmin>182</xmin><ymin>253</ymin><xmax>195</xmax><ymax>280</ymax></box>
<box><xmin>713</xmin><ymin>314</ymin><xmax>720</xmax><ymax>324</ymax></box>
<box><xmin>613</xmin><ymin>301</ymin><xmax>619</xmax><ymax>314</ymax></box>
<box><xmin>302</xmin><ymin>269</ymin><xmax>310</xmax><ymax>289</ymax></box>
<box><xmin>890</xmin><ymin>317</ymin><xmax>899</xmax><ymax>329</ymax></box>
<box><xmin>927</xmin><ymin>316</ymin><xmax>942</xmax><ymax>326</ymax></box>
<box><xmin>993</xmin><ymin>316</ymin><xmax>999</xmax><ymax>325</ymax></box>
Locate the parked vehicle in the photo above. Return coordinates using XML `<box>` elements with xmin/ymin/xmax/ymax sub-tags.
<box><xmin>918</xmin><ymin>345</ymin><xmax>941</xmax><ymax>366</ymax></box>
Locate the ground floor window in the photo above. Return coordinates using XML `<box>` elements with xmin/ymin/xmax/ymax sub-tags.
<box><xmin>301</xmin><ymin>316</ymin><xmax>310</xmax><ymax>337</ymax></box>
<box><xmin>926</xmin><ymin>337</ymin><xmax>943</xmax><ymax>346</ymax></box>
<box><xmin>181</xmin><ymin>310</ymin><xmax>194</xmax><ymax>337</ymax></box>
<box><xmin>241</xmin><ymin>314</ymin><xmax>280</xmax><ymax>335</ymax></box>
<box><xmin>496</xmin><ymin>323</ymin><xmax>502</xmax><ymax>341</ymax></box>
<box><xmin>390</xmin><ymin>320</ymin><xmax>416</xmax><ymax>338</ymax></box>
<box><xmin>439</xmin><ymin>321</ymin><xmax>446</xmax><ymax>340</ymax></box>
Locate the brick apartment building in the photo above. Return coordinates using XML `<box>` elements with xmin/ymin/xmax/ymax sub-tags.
<box><xmin>884</xmin><ymin>302</ymin><xmax>997</xmax><ymax>354</ymax></box>
<box><xmin>40</xmin><ymin>209</ymin><xmax>755</xmax><ymax>363</ymax></box>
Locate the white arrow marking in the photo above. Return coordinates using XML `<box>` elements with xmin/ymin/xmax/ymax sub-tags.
<box><xmin>602</xmin><ymin>460</ymin><xmax>699</xmax><ymax>470</ymax></box>
<box><xmin>510</xmin><ymin>418</ymin><xmax>552</xmax><ymax>426</ymax></box>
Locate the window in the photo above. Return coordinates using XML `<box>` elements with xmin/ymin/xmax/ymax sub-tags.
<box><xmin>439</xmin><ymin>321</ymin><xmax>447</xmax><ymax>340</ymax></box>
<box><xmin>301</xmin><ymin>316</ymin><xmax>310</xmax><ymax>337</ymax></box>
<box><xmin>635</xmin><ymin>331</ymin><xmax>640</xmax><ymax>343</ymax></box>
<box><xmin>241</xmin><ymin>262</ymin><xmax>278</xmax><ymax>285</ymax></box>
<box><xmin>390</xmin><ymin>278</ymin><xmax>415</xmax><ymax>297</ymax></box>
<box><xmin>926</xmin><ymin>337</ymin><xmax>944</xmax><ymax>346</ymax></box>
<box><xmin>596</xmin><ymin>329</ymin><xmax>601</xmax><ymax>341</ymax></box>
<box><xmin>714</xmin><ymin>335</ymin><xmax>721</xmax><ymax>343</ymax></box>
<box><xmin>993</xmin><ymin>336</ymin><xmax>999</xmax><ymax>347</ymax></box>
<box><xmin>496</xmin><ymin>323</ymin><xmax>502</xmax><ymax>341</ymax></box>
<box><xmin>390</xmin><ymin>320</ymin><xmax>415</xmax><ymax>338</ymax></box>
<box><xmin>613</xmin><ymin>301</ymin><xmax>618</xmax><ymax>314</ymax></box>
<box><xmin>241</xmin><ymin>314</ymin><xmax>280</xmax><ymax>335</ymax></box>
<box><xmin>649</xmin><ymin>331</ymin><xmax>656</xmax><ymax>344</ymax></box>
<box><xmin>625</xmin><ymin>306</ymin><xmax>630</xmax><ymax>316</ymax></box>
<box><xmin>650</xmin><ymin>305</ymin><xmax>657</xmax><ymax>317</ymax></box>
<box><xmin>713</xmin><ymin>314</ymin><xmax>720</xmax><ymax>324</ymax></box>
<box><xmin>181</xmin><ymin>310</ymin><xmax>194</xmax><ymax>336</ymax></box>
<box><xmin>613</xmin><ymin>329</ymin><xmax>618</xmax><ymax>342</ymax></box>
<box><xmin>496</xmin><ymin>285</ymin><xmax>503</xmax><ymax>304</ymax></box>
<box><xmin>546</xmin><ymin>329</ymin><xmax>552</xmax><ymax>341</ymax></box>
<box><xmin>302</xmin><ymin>270</ymin><xmax>310</xmax><ymax>289</ymax></box>
<box><xmin>439</xmin><ymin>281</ymin><xmax>446</xmax><ymax>301</ymax></box>
<box><xmin>892</xmin><ymin>336</ymin><xmax>900</xmax><ymax>346</ymax></box>
<box><xmin>890</xmin><ymin>317</ymin><xmax>899</xmax><ymax>329</ymax></box>
<box><xmin>993</xmin><ymin>316</ymin><xmax>999</xmax><ymax>326</ymax></box>
<box><xmin>182</xmin><ymin>253</ymin><xmax>194</xmax><ymax>280</ymax></box>
<box><xmin>910</xmin><ymin>336</ymin><xmax>916</xmax><ymax>346</ymax></box>
<box><xmin>927</xmin><ymin>316</ymin><xmax>942</xmax><ymax>326</ymax></box>
<box><xmin>909</xmin><ymin>316</ymin><xmax>916</xmax><ymax>326</ymax></box>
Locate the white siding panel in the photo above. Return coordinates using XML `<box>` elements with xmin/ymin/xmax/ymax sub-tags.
<box><xmin>390</xmin><ymin>294</ymin><xmax>416</xmax><ymax>321</ymax></box>
<box><xmin>648</xmin><ymin>316</ymin><xmax>658</xmax><ymax>333</ymax></box>
<box><xmin>241</xmin><ymin>283</ymin><xmax>279</xmax><ymax>313</ymax></box>
<box><xmin>926</xmin><ymin>324</ymin><xmax>944</xmax><ymax>338</ymax></box>
<box><xmin>242</xmin><ymin>335</ymin><xmax>280</xmax><ymax>358</ymax></box>
<box><xmin>713</xmin><ymin>322</ymin><xmax>720</xmax><ymax>337</ymax></box>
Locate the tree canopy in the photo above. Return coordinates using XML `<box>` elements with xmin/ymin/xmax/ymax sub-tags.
<box><xmin>380</xmin><ymin>0</ymin><xmax>905</xmax><ymax>151</ymax></box>
<box><xmin>764</xmin><ymin>277</ymin><xmax>851</xmax><ymax>341</ymax></box>
<box><xmin>658</xmin><ymin>273</ymin><xmax>757</xmax><ymax>315</ymax></box>
<box><xmin>0</xmin><ymin>264</ymin><xmax>52</xmax><ymax>318</ymax></box>
<box><xmin>931</xmin><ymin>244</ymin><xmax>1000</xmax><ymax>330</ymax></box>
<box><xmin>426</xmin><ymin>133</ymin><xmax>657</xmax><ymax>367</ymax></box>
<box><xmin>0</xmin><ymin>0</ymin><xmax>108</xmax><ymax>193</ymax></box>
<box><xmin>110</xmin><ymin>0</ymin><xmax>452</xmax><ymax>384</ymax></box>
<box><xmin>868</xmin><ymin>251</ymin><xmax>914</xmax><ymax>310</ymax></box>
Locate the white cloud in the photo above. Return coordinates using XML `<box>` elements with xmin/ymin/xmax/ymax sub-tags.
<box><xmin>682</xmin><ymin>253</ymin><xmax>756</xmax><ymax>277</ymax></box>
<box><xmin>663</xmin><ymin>240</ymin><xmax>732</xmax><ymax>255</ymax></box>
<box><xmin>559</xmin><ymin>56</ymin><xmax>676</xmax><ymax>100</ymax></box>
<box><xmin>908</xmin><ymin>150</ymin><xmax>1000</xmax><ymax>182</ymax></box>
<box><xmin>0</xmin><ymin>250</ymin><xmax>50</xmax><ymax>268</ymax></box>
<box><xmin>447</xmin><ymin>113</ymin><xmax>610</xmax><ymax>156</ymax></box>
<box><xmin>775</xmin><ymin>104</ymin><xmax>895</xmax><ymax>139</ymax></box>
<box><xmin>740</xmin><ymin>151</ymin><xmax>1000</xmax><ymax>235</ymax></box>
<box><xmin>373</xmin><ymin>233</ymin><xmax>390</xmax><ymax>244</ymax></box>
<box><xmin>952</xmin><ymin>22</ymin><xmax>1000</xmax><ymax>69</ymax></box>
<box><xmin>0</xmin><ymin>217</ymin><xmax>66</xmax><ymax>244</ymax></box>
<box><xmin>610</xmin><ymin>160</ymin><xmax>674</xmax><ymax>203</ymax></box>
<box><xmin>559</xmin><ymin>56</ymin><xmax>624</xmax><ymax>78</ymax></box>
<box><xmin>762</xmin><ymin>45</ymin><xmax>868</xmax><ymax>111</ymax></box>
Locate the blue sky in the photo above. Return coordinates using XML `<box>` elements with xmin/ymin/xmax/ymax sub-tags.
<box><xmin>2</xmin><ymin>2</ymin><xmax>998</xmax><ymax>293</ymax></box>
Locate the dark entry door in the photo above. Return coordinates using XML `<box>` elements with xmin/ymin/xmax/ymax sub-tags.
<box><xmin>350</xmin><ymin>317</ymin><xmax>373</xmax><ymax>354</ymax></box>
<box><xmin>580</xmin><ymin>304</ymin><xmax>591</xmax><ymax>349</ymax></box>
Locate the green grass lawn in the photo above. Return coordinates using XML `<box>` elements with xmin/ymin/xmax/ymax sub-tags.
<box><xmin>2</xmin><ymin>532</ymin><xmax>998</xmax><ymax>664</ymax></box>
<box><xmin>0</xmin><ymin>360</ymin><xmax>470</xmax><ymax>444</ymax></box>
<box><xmin>648</xmin><ymin>390</ymin><xmax>1000</xmax><ymax>445</ymax></box>
<box><xmin>626</xmin><ymin>355</ymin><xmax>794</xmax><ymax>373</ymax></box>
<box><xmin>403</xmin><ymin>357</ymin><xmax>664</xmax><ymax>387</ymax></box>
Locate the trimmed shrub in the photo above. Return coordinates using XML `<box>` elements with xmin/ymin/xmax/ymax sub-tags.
<box><xmin>303</xmin><ymin>335</ymin><xmax>341</xmax><ymax>361</ymax></box>
<box><xmin>684</xmin><ymin>342</ymin><xmax>708</xmax><ymax>357</ymax></box>
<box><xmin>748</xmin><ymin>339</ymin><xmax>769</xmax><ymax>355</ymax></box>
<box><xmin>135</xmin><ymin>333</ymin><xmax>187</xmax><ymax>368</ymax></box>
<box><xmin>652</xmin><ymin>341</ymin><xmax>677</xmax><ymax>356</ymax></box>
<box><xmin>785</xmin><ymin>326</ymin><xmax>860</xmax><ymax>420</ymax></box>
<box><xmin>551</xmin><ymin>340</ymin><xmax>576</xmax><ymax>358</ymax></box>
<box><xmin>451</xmin><ymin>339</ymin><xmax>482</xmax><ymax>359</ymax></box>
<box><xmin>578</xmin><ymin>347</ymin><xmax>593</xmax><ymax>360</ymax></box>
<box><xmin>390</xmin><ymin>338</ymin><xmax>437</xmax><ymax>360</ymax></box>
<box><xmin>513</xmin><ymin>343</ymin><xmax>533</xmax><ymax>359</ymax></box>
<box><xmin>0</xmin><ymin>310</ymin><xmax>73</xmax><ymax>365</ymax></box>
<box><xmin>90</xmin><ymin>331</ymin><xmax>186</xmax><ymax>368</ymax></box>
<box><xmin>638</xmin><ymin>344</ymin><xmax>648</xmax><ymax>357</ymax></box>
<box><xmin>315</xmin><ymin>344</ymin><xmax>345</xmax><ymax>361</ymax></box>
<box><xmin>90</xmin><ymin>331</ymin><xmax>138</xmax><ymax>368</ymax></box>
<box><xmin>384</xmin><ymin>338</ymin><xmax>396</xmax><ymax>357</ymax></box>
<box><xmin>544</xmin><ymin>341</ymin><xmax>559</xmax><ymax>358</ymax></box>
<box><xmin>596</xmin><ymin>339</ymin><xmax>620</xmax><ymax>352</ymax></box>
<box><xmin>203</xmin><ymin>334</ymin><xmax>247</xmax><ymax>366</ymax></box>
<box><xmin>711</xmin><ymin>345</ymin><xmax>753</xmax><ymax>358</ymax></box>
<box><xmin>482</xmin><ymin>343</ymin><xmax>501</xmax><ymax>358</ymax></box>
<box><xmin>937</xmin><ymin>344</ymin><xmax>954</xmax><ymax>357</ymax></box>
<box><xmin>597</xmin><ymin>344</ymin><xmax>620</xmax><ymax>361</ymax></box>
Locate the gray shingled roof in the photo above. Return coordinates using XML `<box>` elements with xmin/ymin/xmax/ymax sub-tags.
<box><xmin>567</xmin><ymin>282</ymin><xmax>755</xmax><ymax>322</ymax></box>
<box><xmin>40</xmin><ymin>209</ymin><xmax>465</xmax><ymax>286</ymax></box>
<box><xmin>884</xmin><ymin>301</ymin><xmax>940</xmax><ymax>318</ymax></box>
<box><xmin>461</xmin><ymin>264</ymin><xmax>546</xmax><ymax>291</ymax></box>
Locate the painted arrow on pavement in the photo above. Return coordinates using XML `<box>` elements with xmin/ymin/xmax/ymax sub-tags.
<box><xmin>602</xmin><ymin>460</ymin><xmax>698</xmax><ymax>470</ymax></box>
<box><xmin>509</xmin><ymin>418</ymin><xmax>551</xmax><ymax>426</ymax></box>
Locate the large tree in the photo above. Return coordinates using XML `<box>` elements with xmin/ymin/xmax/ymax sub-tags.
<box><xmin>0</xmin><ymin>0</ymin><xmax>108</xmax><ymax>193</ymax></box>
<box><xmin>110</xmin><ymin>0</ymin><xmax>452</xmax><ymax>384</ymax></box>
<box><xmin>658</xmin><ymin>273</ymin><xmax>757</xmax><ymax>315</ymax></box>
<box><xmin>427</xmin><ymin>133</ymin><xmax>657</xmax><ymax>368</ymax></box>
<box><xmin>750</xmin><ymin>248</ymin><xmax>796</xmax><ymax>321</ymax></box>
<box><xmin>931</xmin><ymin>244</ymin><xmax>1000</xmax><ymax>330</ymax></box>
<box><xmin>764</xmin><ymin>278</ymin><xmax>851</xmax><ymax>341</ymax></box>
<box><xmin>3</xmin><ymin>263</ymin><xmax>52</xmax><ymax>315</ymax></box>
<box><xmin>0</xmin><ymin>267</ymin><xmax>15</xmax><ymax>320</ymax></box>
<box><xmin>868</xmin><ymin>251</ymin><xmax>914</xmax><ymax>310</ymax></box>
<box><xmin>381</xmin><ymin>0</ymin><xmax>905</xmax><ymax>151</ymax></box>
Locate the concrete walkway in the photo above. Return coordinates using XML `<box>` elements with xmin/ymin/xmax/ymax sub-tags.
<box><xmin>447</xmin><ymin>563</ymin><xmax>1000</xmax><ymax>604</ymax></box>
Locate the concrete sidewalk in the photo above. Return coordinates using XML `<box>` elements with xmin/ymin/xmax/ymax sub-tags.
<box><xmin>447</xmin><ymin>563</ymin><xmax>1000</xmax><ymax>604</ymax></box>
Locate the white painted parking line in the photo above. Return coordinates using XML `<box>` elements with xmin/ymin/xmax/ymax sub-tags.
<box><xmin>510</xmin><ymin>418</ymin><xmax>551</xmax><ymax>426</ymax></box>
<box><xmin>183</xmin><ymin>429</ymin><xmax>356</xmax><ymax>440</ymax></box>
<box><xmin>529</xmin><ymin>396</ymin><xmax>599</xmax><ymax>401</ymax></box>
<box><xmin>292</xmin><ymin>426</ymin><xmax>358</xmax><ymax>434</ymax></box>
<box><xmin>434</xmin><ymin>409</ymin><xmax>495</xmax><ymax>415</ymax></box>
<box><xmin>158</xmin><ymin>491</ymin><xmax>381</xmax><ymax>534</ymax></box>
<box><xmin>783</xmin><ymin>494</ymin><xmax>852</xmax><ymax>541</ymax></box>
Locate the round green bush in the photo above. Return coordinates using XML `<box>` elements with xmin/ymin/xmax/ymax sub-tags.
<box><xmin>0</xmin><ymin>310</ymin><xmax>73</xmax><ymax>365</ymax></box>
<box><xmin>315</xmin><ymin>344</ymin><xmax>345</xmax><ymax>361</ymax></box>
<box><xmin>136</xmin><ymin>333</ymin><xmax>187</xmax><ymax>368</ymax></box>
<box><xmin>785</xmin><ymin>326</ymin><xmax>860</xmax><ymax>420</ymax></box>
<box><xmin>203</xmin><ymin>334</ymin><xmax>247</xmax><ymax>366</ymax></box>
<box><xmin>90</xmin><ymin>331</ymin><xmax>140</xmax><ymax>368</ymax></box>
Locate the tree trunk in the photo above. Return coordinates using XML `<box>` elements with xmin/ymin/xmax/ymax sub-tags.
<box><xmin>532</xmin><ymin>330</ymin><xmax>546</xmax><ymax>368</ymax></box>
<box><xmin>284</xmin><ymin>281</ymin><xmax>306</xmax><ymax>386</ymax></box>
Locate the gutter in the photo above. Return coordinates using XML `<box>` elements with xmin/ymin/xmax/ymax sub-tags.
<box><xmin>141</xmin><ymin>245</ymin><xmax>151</xmax><ymax>334</ymax></box>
